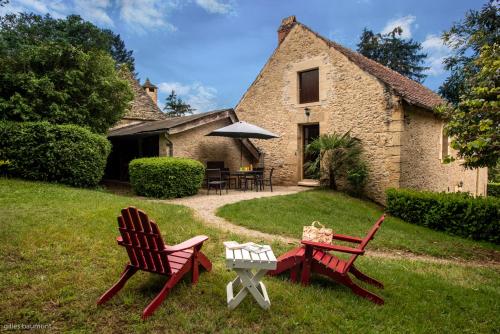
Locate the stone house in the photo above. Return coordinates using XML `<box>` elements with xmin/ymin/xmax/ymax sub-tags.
<box><xmin>106</xmin><ymin>16</ymin><xmax>487</xmax><ymax>204</ymax></box>
<box><xmin>234</xmin><ymin>16</ymin><xmax>488</xmax><ymax>203</ymax></box>
<box><xmin>105</xmin><ymin>73</ymin><xmax>256</xmax><ymax>181</ymax></box>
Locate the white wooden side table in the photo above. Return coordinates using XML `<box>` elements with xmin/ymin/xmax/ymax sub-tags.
<box><xmin>225</xmin><ymin>245</ymin><xmax>277</xmax><ymax>310</ymax></box>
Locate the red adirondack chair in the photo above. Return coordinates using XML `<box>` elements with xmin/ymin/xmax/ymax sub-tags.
<box><xmin>97</xmin><ymin>207</ymin><xmax>212</xmax><ymax>319</ymax></box>
<box><xmin>268</xmin><ymin>214</ymin><xmax>385</xmax><ymax>304</ymax></box>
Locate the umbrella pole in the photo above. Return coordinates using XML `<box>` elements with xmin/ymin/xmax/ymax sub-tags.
<box><xmin>240</xmin><ymin>140</ymin><xmax>243</xmax><ymax>167</ymax></box>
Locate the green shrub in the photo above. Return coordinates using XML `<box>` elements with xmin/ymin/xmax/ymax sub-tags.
<box><xmin>347</xmin><ymin>163</ymin><xmax>368</xmax><ymax>196</ymax></box>
<box><xmin>488</xmin><ymin>183</ymin><xmax>500</xmax><ymax>197</ymax></box>
<box><xmin>386</xmin><ymin>188</ymin><xmax>500</xmax><ymax>244</ymax></box>
<box><xmin>129</xmin><ymin>157</ymin><xmax>205</xmax><ymax>198</ymax></box>
<box><xmin>0</xmin><ymin>121</ymin><xmax>110</xmax><ymax>187</ymax></box>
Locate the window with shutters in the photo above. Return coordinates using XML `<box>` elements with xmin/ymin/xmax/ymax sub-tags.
<box><xmin>298</xmin><ymin>68</ymin><xmax>319</xmax><ymax>104</ymax></box>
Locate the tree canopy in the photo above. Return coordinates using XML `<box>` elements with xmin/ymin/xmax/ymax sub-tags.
<box><xmin>357</xmin><ymin>27</ymin><xmax>429</xmax><ymax>83</ymax></box>
<box><xmin>0</xmin><ymin>13</ymin><xmax>136</xmax><ymax>74</ymax></box>
<box><xmin>439</xmin><ymin>0</ymin><xmax>499</xmax><ymax>104</ymax></box>
<box><xmin>437</xmin><ymin>43</ymin><xmax>499</xmax><ymax>169</ymax></box>
<box><xmin>163</xmin><ymin>90</ymin><xmax>195</xmax><ymax>117</ymax></box>
<box><xmin>0</xmin><ymin>42</ymin><xmax>133</xmax><ymax>134</ymax></box>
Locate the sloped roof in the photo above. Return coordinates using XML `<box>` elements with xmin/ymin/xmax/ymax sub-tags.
<box><xmin>281</xmin><ymin>17</ymin><xmax>445</xmax><ymax>110</ymax></box>
<box><xmin>120</xmin><ymin>71</ymin><xmax>166</xmax><ymax>121</ymax></box>
<box><xmin>142</xmin><ymin>78</ymin><xmax>157</xmax><ymax>89</ymax></box>
<box><xmin>108</xmin><ymin>109</ymin><xmax>233</xmax><ymax>137</ymax></box>
<box><xmin>108</xmin><ymin>108</ymin><xmax>261</xmax><ymax>160</ymax></box>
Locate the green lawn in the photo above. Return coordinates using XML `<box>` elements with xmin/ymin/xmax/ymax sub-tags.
<box><xmin>217</xmin><ymin>190</ymin><xmax>500</xmax><ymax>261</ymax></box>
<box><xmin>1</xmin><ymin>179</ymin><xmax>499</xmax><ymax>333</ymax></box>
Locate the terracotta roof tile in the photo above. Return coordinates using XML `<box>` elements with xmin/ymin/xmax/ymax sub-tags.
<box><xmin>108</xmin><ymin>109</ymin><xmax>232</xmax><ymax>137</ymax></box>
<box><xmin>120</xmin><ymin>71</ymin><xmax>166</xmax><ymax>121</ymax></box>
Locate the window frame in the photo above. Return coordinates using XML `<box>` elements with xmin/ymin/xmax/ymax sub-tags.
<box><xmin>298</xmin><ymin>68</ymin><xmax>319</xmax><ymax>105</ymax></box>
<box><xmin>440</xmin><ymin>123</ymin><xmax>451</xmax><ymax>162</ymax></box>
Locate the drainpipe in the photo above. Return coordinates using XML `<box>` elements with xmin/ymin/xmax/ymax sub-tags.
<box><xmin>476</xmin><ymin>168</ymin><xmax>480</xmax><ymax>196</ymax></box>
<box><xmin>163</xmin><ymin>133</ymin><xmax>173</xmax><ymax>157</ymax></box>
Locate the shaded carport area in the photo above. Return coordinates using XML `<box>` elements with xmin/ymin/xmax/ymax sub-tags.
<box><xmin>104</xmin><ymin>133</ymin><xmax>160</xmax><ymax>181</ymax></box>
<box><xmin>104</xmin><ymin>109</ymin><xmax>260</xmax><ymax>182</ymax></box>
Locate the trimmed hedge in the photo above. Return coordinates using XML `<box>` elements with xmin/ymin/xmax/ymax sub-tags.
<box><xmin>129</xmin><ymin>157</ymin><xmax>205</xmax><ymax>198</ymax></box>
<box><xmin>0</xmin><ymin>121</ymin><xmax>110</xmax><ymax>187</ymax></box>
<box><xmin>386</xmin><ymin>188</ymin><xmax>500</xmax><ymax>244</ymax></box>
<box><xmin>488</xmin><ymin>183</ymin><xmax>500</xmax><ymax>197</ymax></box>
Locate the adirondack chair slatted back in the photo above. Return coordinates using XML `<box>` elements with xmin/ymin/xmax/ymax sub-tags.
<box><xmin>345</xmin><ymin>215</ymin><xmax>385</xmax><ymax>269</ymax></box>
<box><xmin>117</xmin><ymin>207</ymin><xmax>171</xmax><ymax>275</ymax></box>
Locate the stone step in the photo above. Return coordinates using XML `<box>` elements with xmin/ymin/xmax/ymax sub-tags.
<box><xmin>297</xmin><ymin>179</ymin><xmax>320</xmax><ymax>187</ymax></box>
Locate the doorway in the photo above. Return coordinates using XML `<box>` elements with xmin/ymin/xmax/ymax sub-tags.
<box><xmin>302</xmin><ymin>124</ymin><xmax>320</xmax><ymax>179</ymax></box>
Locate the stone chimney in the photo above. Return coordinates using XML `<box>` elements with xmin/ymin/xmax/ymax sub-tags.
<box><xmin>277</xmin><ymin>15</ymin><xmax>297</xmax><ymax>45</ymax></box>
<box><xmin>142</xmin><ymin>78</ymin><xmax>158</xmax><ymax>104</ymax></box>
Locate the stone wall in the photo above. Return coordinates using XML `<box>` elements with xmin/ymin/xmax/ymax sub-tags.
<box><xmin>159</xmin><ymin>118</ymin><xmax>252</xmax><ymax>171</ymax></box>
<box><xmin>400</xmin><ymin>104</ymin><xmax>488</xmax><ymax>195</ymax></box>
<box><xmin>235</xmin><ymin>24</ymin><xmax>396</xmax><ymax>203</ymax></box>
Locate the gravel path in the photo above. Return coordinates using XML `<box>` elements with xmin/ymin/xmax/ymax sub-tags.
<box><xmin>157</xmin><ymin>186</ymin><xmax>307</xmax><ymax>244</ymax></box>
<box><xmin>150</xmin><ymin>187</ymin><xmax>499</xmax><ymax>268</ymax></box>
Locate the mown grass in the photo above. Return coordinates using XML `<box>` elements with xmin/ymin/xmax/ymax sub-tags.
<box><xmin>1</xmin><ymin>179</ymin><xmax>499</xmax><ymax>333</ymax></box>
<box><xmin>217</xmin><ymin>190</ymin><xmax>500</xmax><ymax>261</ymax></box>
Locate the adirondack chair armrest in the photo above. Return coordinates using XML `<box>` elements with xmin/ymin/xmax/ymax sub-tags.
<box><xmin>301</xmin><ymin>240</ymin><xmax>365</xmax><ymax>255</ymax></box>
<box><xmin>163</xmin><ymin>235</ymin><xmax>209</xmax><ymax>253</ymax></box>
<box><xmin>331</xmin><ymin>234</ymin><xmax>363</xmax><ymax>243</ymax></box>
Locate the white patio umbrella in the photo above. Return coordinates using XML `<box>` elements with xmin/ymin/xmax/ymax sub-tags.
<box><xmin>206</xmin><ymin>121</ymin><xmax>279</xmax><ymax>166</ymax></box>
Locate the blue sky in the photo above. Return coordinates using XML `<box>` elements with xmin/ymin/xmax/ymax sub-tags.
<box><xmin>1</xmin><ymin>0</ymin><xmax>484</xmax><ymax>112</ymax></box>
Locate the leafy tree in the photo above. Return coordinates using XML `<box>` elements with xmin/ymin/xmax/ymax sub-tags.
<box><xmin>163</xmin><ymin>90</ymin><xmax>195</xmax><ymax>117</ymax></box>
<box><xmin>439</xmin><ymin>0</ymin><xmax>499</xmax><ymax>104</ymax></box>
<box><xmin>437</xmin><ymin>43</ymin><xmax>499</xmax><ymax>168</ymax></box>
<box><xmin>0</xmin><ymin>13</ymin><xmax>136</xmax><ymax>74</ymax></box>
<box><xmin>305</xmin><ymin>132</ymin><xmax>365</xmax><ymax>190</ymax></box>
<box><xmin>489</xmin><ymin>162</ymin><xmax>500</xmax><ymax>182</ymax></box>
<box><xmin>357</xmin><ymin>27</ymin><xmax>429</xmax><ymax>82</ymax></box>
<box><xmin>0</xmin><ymin>42</ymin><xmax>133</xmax><ymax>134</ymax></box>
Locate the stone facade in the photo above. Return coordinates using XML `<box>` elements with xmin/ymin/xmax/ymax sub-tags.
<box><xmin>400</xmin><ymin>104</ymin><xmax>488</xmax><ymax>195</ymax></box>
<box><xmin>235</xmin><ymin>19</ymin><xmax>487</xmax><ymax>203</ymax></box>
<box><xmin>159</xmin><ymin>118</ymin><xmax>252</xmax><ymax>171</ymax></box>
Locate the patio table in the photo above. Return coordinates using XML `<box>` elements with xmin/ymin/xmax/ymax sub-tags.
<box><xmin>229</xmin><ymin>171</ymin><xmax>262</xmax><ymax>191</ymax></box>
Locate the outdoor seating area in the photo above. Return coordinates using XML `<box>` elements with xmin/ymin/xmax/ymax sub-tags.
<box><xmin>205</xmin><ymin>160</ymin><xmax>274</xmax><ymax>195</ymax></box>
<box><xmin>98</xmin><ymin>206</ymin><xmax>384</xmax><ymax>317</ymax></box>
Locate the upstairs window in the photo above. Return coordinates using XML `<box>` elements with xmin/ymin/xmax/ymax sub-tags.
<box><xmin>441</xmin><ymin>124</ymin><xmax>450</xmax><ymax>161</ymax></box>
<box><xmin>299</xmin><ymin>68</ymin><xmax>319</xmax><ymax>104</ymax></box>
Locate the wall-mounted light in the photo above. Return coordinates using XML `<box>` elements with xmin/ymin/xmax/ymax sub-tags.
<box><xmin>304</xmin><ymin>107</ymin><xmax>311</xmax><ymax>117</ymax></box>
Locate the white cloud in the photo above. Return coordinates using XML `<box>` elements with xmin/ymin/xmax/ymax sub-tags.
<box><xmin>159</xmin><ymin>81</ymin><xmax>218</xmax><ymax>112</ymax></box>
<box><xmin>2</xmin><ymin>0</ymin><xmax>180</xmax><ymax>32</ymax></box>
<box><xmin>74</xmin><ymin>0</ymin><xmax>113</xmax><ymax>26</ymax></box>
<box><xmin>422</xmin><ymin>34</ymin><xmax>452</xmax><ymax>76</ymax></box>
<box><xmin>195</xmin><ymin>0</ymin><xmax>234</xmax><ymax>15</ymax></box>
<box><xmin>382</xmin><ymin>15</ymin><xmax>416</xmax><ymax>39</ymax></box>
<box><xmin>118</xmin><ymin>0</ymin><xmax>177</xmax><ymax>33</ymax></box>
<box><xmin>6</xmin><ymin>0</ymin><xmax>67</xmax><ymax>18</ymax></box>
<box><xmin>159</xmin><ymin>82</ymin><xmax>192</xmax><ymax>96</ymax></box>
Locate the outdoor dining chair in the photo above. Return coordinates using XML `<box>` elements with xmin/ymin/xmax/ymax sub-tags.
<box><xmin>256</xmin><ymin>168</ymin><xmax>274</xmax><ymax>192</ymax></box>
<box><xmin>222</xmin><ymin>168</ymin><xmax>237</xmax><ymax>189</ymax></box>
<box><xmin>206</xmin><ymin>168</ymin><xmax>227</xmax><ymax>195</ymax></box>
